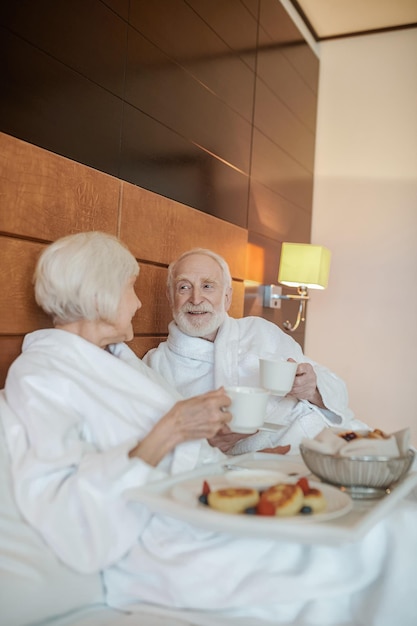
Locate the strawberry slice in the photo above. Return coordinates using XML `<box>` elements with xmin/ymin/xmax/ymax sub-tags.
<box><xmin>256</xmin><ymin>498</ymin><xmax>276</xmax><ymax>516</ymax></box>
<box><xmin>202</xmin><ymin>480</ymin><xmax>211</xmax><ymax>496</ymax></box>
<box><xmin>296</xmin><ymin>477</ymin><xmax>310</xmax><ymax>495</ymax></box>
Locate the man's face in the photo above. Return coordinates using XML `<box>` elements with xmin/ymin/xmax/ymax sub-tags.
<box><xmin>170</xmin><ymin>253</ymin><xmax>232</xmax><ymax>341</ymax></box>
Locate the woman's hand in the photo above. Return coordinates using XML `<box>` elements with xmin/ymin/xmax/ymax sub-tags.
<box><xmin>163</xmin><ymin>387</ymin><xmax>232</xmax><ymax>443</ymax></box>
<box><xmin>129</xmin><ymin>388</ymin><xmax>232</xmax><ymax>466</ymax></box>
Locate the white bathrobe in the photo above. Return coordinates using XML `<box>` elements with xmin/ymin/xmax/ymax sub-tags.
<box><xmin>3</xmin><ymin>328</ymin><xmax>417</xmax><ymax>625</ymax></box>
<box><xmin>144</xmin><ymin>316</ymin><xmax>365</xmax><ymax>454</ymax></box>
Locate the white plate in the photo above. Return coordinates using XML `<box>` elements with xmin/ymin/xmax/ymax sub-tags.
<box><xmin>224</xmin><ymin>468</ymin><xmax>290</xmax><ymax>489</ymax></box>
<box><xmin>171</xmin><ymin>476</ymin><xmax>352</xmax><ymax>524</ymax></box>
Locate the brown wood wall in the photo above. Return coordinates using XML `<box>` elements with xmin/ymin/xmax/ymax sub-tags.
<box><xmin>0</xmin><ymin>132</ymin><xmax>247</xmax><ymax>387</ymax></box>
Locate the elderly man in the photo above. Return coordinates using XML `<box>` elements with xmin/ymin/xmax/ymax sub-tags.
<box><xmin>144</xmin><ymin>248</ymin><xmax>364</xmax><ymax>454</ymax></box>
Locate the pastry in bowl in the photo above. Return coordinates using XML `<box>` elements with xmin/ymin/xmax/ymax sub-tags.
<box><xmin>300</xmin><ymin>427</ymin><xmax>414</xmax><ymax>499</ymax></box>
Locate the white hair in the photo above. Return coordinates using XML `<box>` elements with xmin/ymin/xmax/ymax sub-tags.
<box><xmin>34</xmin><ymin>231</ymin><xmax>139</xmax><ymax>325</ymax></box>
<box><xmin>166</xmin><ymin>248</ymin><xmax>232</xmax><ymax>302</ymax></box>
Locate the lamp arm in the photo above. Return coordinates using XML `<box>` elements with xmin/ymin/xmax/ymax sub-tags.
<box><xmin>283</xmin><ymin>298</ymin><xmax>306</xmax><ymax>332</ymax></box>
<box><xmin>282</xmin><ymin>286</ymin><xmax>309</xmax><ymax>333</ymax></box>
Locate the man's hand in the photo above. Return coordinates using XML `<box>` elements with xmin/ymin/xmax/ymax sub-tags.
<box><xmin>208</xmin><ymin>424</ymin><xmax>253</xmax><ymax>454</ymax></box>
<box><xmin>288</xmin><ymin>359</ymin><xmax>325</xmax><ymax>408</ymax></box>
<box><xmin>259</xmin><ymin>444</ymin><xmax>291</xmax><ymax>455</ymax></box>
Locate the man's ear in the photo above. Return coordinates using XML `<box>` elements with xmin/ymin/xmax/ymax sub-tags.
<box><xmin>224</xmin><ymin>286</ymin><xmax>233</xmax><ymax>312</ymax></box>
<box><xmin>166</xmin><ymin>287</ymin><xmax>172</xmax><ymax>305</ymax></box>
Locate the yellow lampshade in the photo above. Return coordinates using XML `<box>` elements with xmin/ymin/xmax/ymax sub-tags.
<box><xmin>278</xmin><ymin>243</ymin><xmax>331</xmax><ymax>290</ymax></box>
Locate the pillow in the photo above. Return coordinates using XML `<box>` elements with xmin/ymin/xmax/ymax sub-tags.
<box><xmin>0</xmin><ymin>391</ymin><xmax>105</xmax><ymax>626</ymax></box>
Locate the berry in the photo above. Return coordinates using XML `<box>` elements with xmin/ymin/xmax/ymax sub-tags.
<box><xmin>341</xmin><ymin>431</ymin><xmax>358</xmax><ymax>442</ymax></box>
<box><xmin>202</xmin><ymin>480</ymin><xmax>211</xmax><ymax>495</ymax></box>
<box><xmin>198</xmin><ymin>494</ymin><xmax>208</xmax><ymax>505</ymax></box>
<box><xmin>300</xmin><ymin>506</ymin><xmax>312</xmax><ymax>514</ymax></box>
<box><xmin>256</xmin><ymin>499</ymin><xmax>276</xmax><ymax>516</ymax></box>
<box><xmin>244</xmin><ymin>506</ymin><xmax>257</xmax><ymax>515</ymax></box>
<box><xmin>296</xmin><ymin>477</ymin><xmax>310</xmax><ymax>495</ymax></box>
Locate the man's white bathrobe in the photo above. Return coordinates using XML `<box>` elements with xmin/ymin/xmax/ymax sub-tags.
<box><xmin>144</xmin><ymin>316</ymin><xmax>364</xmax><ymax>454</ymax></box>
<box><xmin>3</xmin><ymin>328</ymin><xmax>417</xmax><ymax>625</ymax></box>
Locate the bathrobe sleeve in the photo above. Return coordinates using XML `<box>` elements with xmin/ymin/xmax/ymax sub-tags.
<box><xmin>4</xmin><ymin>363</ymin><xmax>165</xmax><ymax>574</ymax></box>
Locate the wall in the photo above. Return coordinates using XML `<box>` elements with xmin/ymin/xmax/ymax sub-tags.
<box><xmin>306</xmin><ymin>28</ymin><xmax>417</xmax><ymax>445</ymax></box>
<box><xmin>0</xmin><ymin>0</ymin><xmax>320</xmax><ymax>345</ymax></box>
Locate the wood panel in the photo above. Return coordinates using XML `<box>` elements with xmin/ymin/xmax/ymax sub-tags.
<box><xmin>0</xmin><ymin>337</ymin><xmax>24</xmax><ymax>389</ymax></box>
<box><xmin>0</xmin><ymin>237</ymin><xmax>50</xmax><ymax>333</ymax></box>
<box><xmin>0</xmin><ymin>0</ymin><xmax>127</xmax><ymax>98</ymax></box>
<box><xmin>0</xmin><ymin>28</ymin><xmax>124</xmax><ymax>178</ymax></box>
<box><xmin>250</xmin><ymin>129</ymin><xmax>314</xmax><ymax>212</ymax></box>
<box><xmin>119</xmin><ymin>103</ymin><xmax>250</xmax><ymax>228</ymax></box>
<box><xmin>0</xmin><ymin>132</ymin><xmax>120</xmax><ymax>240</ymax></box>
<box><xmin>247</xmin><ymin>179</ymin><xmax>312</xmax><ymax>243</ymax></box>
<box><xmin>125</xmin><ymin>25</ymin><xmax>253</xmax><ymax>174</ymax></box>
<box><xmin>120</xmin><ymin>181</ymin><xmax>248</xmax><ymax>279</ymax></box>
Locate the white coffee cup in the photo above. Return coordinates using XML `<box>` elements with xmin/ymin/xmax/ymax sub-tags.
<box><xmin>225</xmin><ymin>386</ymin><xmax>269</xmax><ymax>434</ymax></box>
<box><xmin>259</xmin><ymin>358</ymin><xmax>298</xmax><ymax>396</ymax></box>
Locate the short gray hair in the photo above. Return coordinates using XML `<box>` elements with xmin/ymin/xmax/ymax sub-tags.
<box><xmin>166</xmin><ymin>248</ymin><xmax>232</xmax><ymax>301</ymax></box>
<box><xmin>34</xmin><ymin>231</ymin><xmax>139</xmax><ymax>325</ymax></box>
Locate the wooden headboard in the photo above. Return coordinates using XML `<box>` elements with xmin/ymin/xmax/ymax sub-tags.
<box><xmin>0</xmin><ymin>132</ymin><xmax>248</xmax><ymax>387</ymax></box>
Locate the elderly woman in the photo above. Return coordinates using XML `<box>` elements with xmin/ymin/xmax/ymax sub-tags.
<box><xmin>3</xmin><ymin>231</ymin><xmax>417</xmax><ymax>625</ymax></box>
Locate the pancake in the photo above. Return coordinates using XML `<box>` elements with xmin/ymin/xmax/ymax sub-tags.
<box><xmin>302</xmin><ymin>487</ymin><xmax>327</xmax><ymax>513</ymax></box>
<box><xmin>259</xmin><ymin>483</ymin><xmax>304</xmax><ymax>517</ymax></box>
<box><xmin>207</xmin><ymin>487</ymin><xmax>260</xmax><ymax>514</ymax></box>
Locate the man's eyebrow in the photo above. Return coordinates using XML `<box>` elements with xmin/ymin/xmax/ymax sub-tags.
<box><xmin>174</xmin><ymin>275</ymin><xmax>219</xmax><ymax>284</ymax></box>
<box><xmin>174</xmin><ymin>275</ymin><xmax>190</xmax><ymax>282</ymax></box>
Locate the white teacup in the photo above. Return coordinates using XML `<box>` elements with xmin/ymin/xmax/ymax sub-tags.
<box><xmin>259</xmin><ymin>358</ymin><xmax>298</xmax><ymax>396</ymax></box>
<box><xmin>225</xmin><ymin>386</ymin><xmax>269</xmax><ymax>434</ymax></box>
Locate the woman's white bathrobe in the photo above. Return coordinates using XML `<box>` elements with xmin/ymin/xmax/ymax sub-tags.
<box><xmin>3</xmin><ymin>329</ymin><xmax>417</xmax><ymax>625</ymax></box>
<box><xmin>144</xmin><ymin>316</ymin><xmax>365</xmax><ymax>454</ymax></box>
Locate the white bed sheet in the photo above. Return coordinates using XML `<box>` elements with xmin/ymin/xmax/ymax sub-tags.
<box><xmin>42</xmin><ymin>602</ymin><xmax>355</xmax><ymax>626</ymax></box>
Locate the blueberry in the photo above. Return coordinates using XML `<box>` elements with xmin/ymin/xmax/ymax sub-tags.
<box><xmin>300</xmin><ymin>506</ymin><xmax>313</xmax><ymax>514</ymax></box>
<box><xmin>198</xmin><ymin>494</ymin><xmax>208</xmax><ymax>505</ymax></box>
<box><xmin>244</xmin><ymin>507</ymin><xmax>257</xmax><ymax>515</ymax></box>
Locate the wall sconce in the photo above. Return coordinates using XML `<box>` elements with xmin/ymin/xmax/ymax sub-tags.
<box><xmin>263</xmin><ymin>243</ymin><xmax>331</xmax><ymax>332</ymax></box>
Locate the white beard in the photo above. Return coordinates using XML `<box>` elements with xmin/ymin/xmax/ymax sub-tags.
<box><xmin>173</xmin><ymin>306</ymin><xmax>226</xmax><ymax>339</ymax></box>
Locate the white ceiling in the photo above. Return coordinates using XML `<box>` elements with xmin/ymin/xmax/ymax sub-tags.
<box><xmin>289</xmin><ymin>0</ymin><xmax>417</xmax><ymax>40</ymax></box>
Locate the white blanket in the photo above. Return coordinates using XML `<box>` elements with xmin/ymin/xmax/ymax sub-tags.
<box><xmin>144</xmin><ymin>316</ymin><xmax>365</xmax><ymax>453</ymax></box>
<box><xmin>4</xmin><ymin>328</ymin><xmax>417</xmax><ymax>625</ymax></box>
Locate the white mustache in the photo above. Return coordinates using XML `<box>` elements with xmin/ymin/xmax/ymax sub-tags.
<box><xmin>183</xmin><ymin>305</ymin><xmax>213</xmax><ymax>314</ymax></box>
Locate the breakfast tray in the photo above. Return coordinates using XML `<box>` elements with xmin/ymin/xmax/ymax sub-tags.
<box><xmin>128</xmin><ymin>452</ymin><xmax>417</xmax><ymax>546</ymax></box>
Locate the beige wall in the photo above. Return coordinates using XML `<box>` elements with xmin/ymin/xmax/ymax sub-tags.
<box><xmin>306</xmin><ymin>28</ymin><xmax>417</xmax><ymax>445</ymax></box>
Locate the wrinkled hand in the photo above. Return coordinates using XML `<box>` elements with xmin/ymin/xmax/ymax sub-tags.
<box><xmin>287</xmin><ymin>359</ymin><xmax>325</xmax><ymax>407</ymax></box>
<box><xmin>208</xmin><ymin>424</ymin><xmax>253</xmax><ymax>454</ymax></box>
<box><xmin>165</xmin><ymin>387</ymin><xmax>232</xmax><ymax>442</ymax></box>
<box><xmin>131</xmin><ymin>387</ymin><xmax>232</xmax><ymax>466</ymax></box>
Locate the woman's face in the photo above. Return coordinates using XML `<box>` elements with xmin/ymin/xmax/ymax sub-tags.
<box><xmin>110</xmin><ymin>275</ymin><xmax>141</xmax><ymax>343</ymax></box>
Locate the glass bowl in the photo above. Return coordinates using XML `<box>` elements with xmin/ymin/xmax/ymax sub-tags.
<box><xmin>299</xmin><ymin>444</ymin><xmax>415</xmax><ymax>499</ymax></box>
